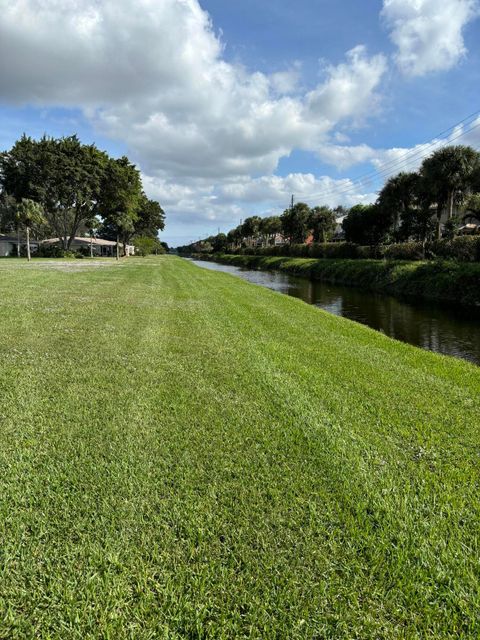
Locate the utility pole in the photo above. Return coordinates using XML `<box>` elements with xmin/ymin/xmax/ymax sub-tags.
<box><xmin>291</xmin><ymin>194</ymin><xmax>294</xmax><ymax>211</ymax></box>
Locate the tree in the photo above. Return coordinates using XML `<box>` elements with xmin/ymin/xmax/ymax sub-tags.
<box><xmin>259</xmin><ymin>216</ymin><xmax>282</xmax><ymax>246</ymax></box>
<box><xmin>84</xmin><ymin>216</ymin><xmax>101</xmax><ymax>258</ymax></box>
<box><xmin>309</xmin><ymin>206</ymin><xmax>336</xmax><ymax>243</ymax></box>
<box><xmin>377</xmin><ymin>172</ymin><xmax>420</xmax><ymax>237</ymax></box>
<box><xmin>97</xmin><ymin>157</ymin><xmax>142</xmax><ymax>259</ymax></box>
<box><xmin>281</xmin><ymin>202</ymin><xmax>311</xmax><ymax>244</ymax></box>
<box><xmin>227</xmin><ymin>225</ymin><xmax>243</xmax><ymax>249</ymax></box>
<box><xmin>134</xmin><ymin>195</ymin><xmax>166</xmax><ymax>238</ymax></box>
<box><xmin>212</xmin><ymin>233</ymin><xmax>228</xmax><ymax>253</ymax></box>
<box><xmin>0</xmin><ymin>193</ymin><xmax>17</xmax><ymax>235</ymax></box>
<box><xmin>241</xmin><ymin>216</ymin><xmax>262</xmax><ymax>246</ymax></box>
<box><xmin>0</xmin><ymin>135</ymin><xmax>109</xmax><ymax>249</ymax></box>
<box><xmin>343</xmin><ymin>204</ymin><xmax>392</xmax><ymax>246</ymax></box>
<box><xmin>464</xmin><ymin>193</ymin><xmax>480</xmax><ymax>217</ymax></box>
<box><xmin>15</xmin><ymin>198</ymin><xmax>45</xmax><ymax>261</ymax></box>
<box><xmin>420</xmin><ymin>145</ymin><xmax>480</xmax><ymax>239</ymax></box>
<box><xmin>134</xmin><ymin>236</ymin><xmax>165</xmax><ymax>256</ymax></box>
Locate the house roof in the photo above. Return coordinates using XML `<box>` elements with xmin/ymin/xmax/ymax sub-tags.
<box><xmin>0</xmin><ymin>235</ymin><xmax>37</xmax><ymax>244</ymax></box>
<box><xmin>42</xmin><ymin>237</ymin><xmax>130</xmax><ymax>247</ymax></box>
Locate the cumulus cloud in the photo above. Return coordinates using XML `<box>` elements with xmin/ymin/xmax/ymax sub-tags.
<box><xmin>0</xmin><ymin>0</ymin><xmax>387</xmax><ymax>182</ymax></box>
<box><xmin>0</xmin><ymin>0</ymin><xmax>390</xmax><ymax>243</ymax></box>
<box><xmin>306</xmin><ymin>46</ymin><xmax>387</xmax><ymax>123</ymax></box>
<box><xmin>382</xmin><ymin>0</ymin><xmax>479</xmax><ymax>76</ymax></box>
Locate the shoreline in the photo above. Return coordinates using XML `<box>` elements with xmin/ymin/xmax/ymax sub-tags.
<box><xmin>190</xmin><ymin>253</ymin><xmax>480</xmax><ymax>308</ymax></box>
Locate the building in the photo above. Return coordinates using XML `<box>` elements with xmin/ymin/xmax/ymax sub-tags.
<box><xmin>42</xmin><ymin>237</ymin><xmax>135</xmax><ymax>256</ymax></box>
<box><xmin>459</xmin><ymin>212</ymin><xmax>480</xmax><ymax>235</ymax></box>
<box><xmin>0</xmin><ymin>234</ymin><xmax>39</xmax><ymax>257</ymax></box>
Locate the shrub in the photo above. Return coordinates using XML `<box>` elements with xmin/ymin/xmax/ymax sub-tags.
<box><xmin>224</xmin><ymin>236</ymin><xmax>480</xmax><ymax>262</ymax></box>
<box><xmin>430</xmin><ymin>236</ymin><xmax>480</xmax><ymax>262</ymax></box>
<box><xmin>384</xmin><ymin>242</ymin><xmax>425</xmax><ymax>261</ymax></box>
<box><xmin>134</xmin><ymin>236</ymin><xmax>166</xmax><ymax>256</ymax></box>
<box><xmin>37</xmin><ymin>244</ymin><xmax>66</xmax><ymax>258</ymax></box>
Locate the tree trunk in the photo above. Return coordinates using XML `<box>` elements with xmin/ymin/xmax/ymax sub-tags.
<box><xmin>116</xmin><ymin>234</ymin><xmax>120</xmax><ymax>261</ymax></box>
<box><xmin>26</xmin><ymin>226</ymin><xmax>31</xmax><ymax>262</ymax></box>
<box><xmin>436</xmin><ymin>206</ymin><xmax>442</xmax><ymax>240</ymax></box>
<box><xmin>16</xmin><ymin>227</ymin><xmax>20</xmax><ymax>257</ymax></box>
<box><xmin>448</xmin><ymin>191</ymin><xmax>454</xmax><ymax>220</ymax></box>
<box><xmin>90</xmin><ymin>235</ymin><xmax>94</xmax><ymax>258</ymax></box>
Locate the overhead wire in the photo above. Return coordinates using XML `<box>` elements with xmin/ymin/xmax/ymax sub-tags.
<box><xmin>295</xmin><ymin>111</ymin><xmax>480</xmax><ymax>205</ymax></box>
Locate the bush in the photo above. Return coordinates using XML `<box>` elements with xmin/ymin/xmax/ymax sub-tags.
<box><xmin>37</xmin><ymin>244</ymin><xmax>66</xmax><ymax>258</ymax></box>
<box><xmin>384</xmin><ymin>242</ymin><xmax>425</xmax><ymax>261</ymax></box>
<box><xmin>430</xmin><ymin>236</ymin><xmax>480</xmax><ymax>262</ymax></box>
<box><xmin>224</xmin><ymin>236</ymin><xmax>480</xmax><ymax>262</ymax></box>
<box><xmin>134</xmin><ymin>235</ymin><xmax>166</xmax><ymax>256</ymax></box>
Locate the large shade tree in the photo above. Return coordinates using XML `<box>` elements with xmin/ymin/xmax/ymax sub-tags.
<box><xmin>97</xmin><ymin>157</ymin><xmax>142</xmax><ymax>259</ymax></box>
<box><xmin>0</xmin><ymin>193</ymin><xmax>17</xmax><ymax>236</ymax></box>
<box><xmin>309</xmin><ymin>206</ymin><xmax>336</xmax><ymax>243</ymax></box>
<box><xmin>281</xmin><ymin>202</ymin><xmax>311</xmax><ymax>244</ymax></box>
<box><xmin>0</xmin><ymin>135</ymin><xmax>109</xmax><ymax>249</ymax></box>
<box><xmin>343</xmin><ymin>204</ymin><xmax>392</xmax><ymax>246</ymax></box>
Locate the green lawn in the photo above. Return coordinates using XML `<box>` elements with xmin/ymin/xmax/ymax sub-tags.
<box><xmin>0</xmin><ymin>256</ymin><xmax>479</xmax><ymax>639</ymax></box>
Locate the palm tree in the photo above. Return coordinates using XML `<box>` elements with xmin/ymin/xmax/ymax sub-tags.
<box><xmin>15</xmin><ymin>199</ymin><xmax>45</xmax><ymax>261</ymax></box>
<box><xmin>85</xmin><ymin>216</ymin><xmax>100</xmax><ymax>258</ymax></box>
<box><xmin>420</xmin><ymin>146</ymin><xmax>480</xmax><ymax>239</ymax></box>
<box><xmin>377</xmin><ymin>172</ymin><xmax>420</xmax><ymax>236</ymax></box>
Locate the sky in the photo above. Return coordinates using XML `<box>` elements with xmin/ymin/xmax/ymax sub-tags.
<box><xmin>0</xmin><ymin>0</ymin><xmax>479</xmax><ymax>246</ymax></box>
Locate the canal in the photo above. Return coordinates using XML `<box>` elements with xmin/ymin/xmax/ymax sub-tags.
<box><xmin>191</xmin><ymin>259</ymin><xmax>480</xmax><ymax>366</ymax></box>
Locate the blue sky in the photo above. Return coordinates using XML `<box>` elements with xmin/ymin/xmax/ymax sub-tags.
<box><xmin>0</xmin><ymin>0</ymin><xmax>479</xmax><ymax>245</ymax></box>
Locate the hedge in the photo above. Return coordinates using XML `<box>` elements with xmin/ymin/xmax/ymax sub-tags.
<box><xmin>223</xmin><ymin>236</ymin><xmax>480</xmax><ymax>262</ymax></box>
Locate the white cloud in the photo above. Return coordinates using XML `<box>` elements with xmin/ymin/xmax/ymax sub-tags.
<box><xmin>306</xmin><ymin>46</ymin><xmax>387</xmax><ymax>123</ymax></box>
<box><xmin>0</xmin><ymin>0</ymin><xmax>389</xmax><ymax>243</ymax></box>
<box><xmin>0</xmin><ymin>0</ymin><xmax>387</xmax><ymax>182</ymax></box>
<box><xmin>315</xmin><ymin>143</ymin><xmax>377</xmax><ymax>170</ymax></box>
<box><xmin>382</xmin><ymin>0</ymin><xmax>479</xmax><ymax>76</ymax></box>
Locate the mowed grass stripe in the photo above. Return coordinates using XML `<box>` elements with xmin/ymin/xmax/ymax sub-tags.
<box><xmin>0</xmin><ymin>256</ymin><xmax>479</xmax><ymax>639</ymax></box>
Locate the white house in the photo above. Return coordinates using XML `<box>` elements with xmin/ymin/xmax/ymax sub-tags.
<box><xmin>0</xmin><ymin>234</ymin><xmax>39</xmax><ymax>257</ymax></box>
<box><xmin>42</xmin><ymin>237</ymin><xmax>135</xmax><ymax>256</ymax></box>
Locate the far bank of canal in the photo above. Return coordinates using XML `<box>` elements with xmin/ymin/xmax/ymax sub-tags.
<box><xmin>190</xmin><ymin>259</ymin><xmax>480</xmax><ymax>366</ymax></box>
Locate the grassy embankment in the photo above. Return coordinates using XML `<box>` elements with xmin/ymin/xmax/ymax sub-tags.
<box><xmin>0</xmin><ymin>256</ymin><xmax>479</xmax><ymax>638</ymax></box>
<box><xmin>196</xmin><ymin>253</ymin><xmax>480</xmax><ymax>307</ymax></box>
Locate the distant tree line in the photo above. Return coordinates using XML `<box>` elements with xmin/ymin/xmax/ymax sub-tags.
<box><xmin>0</xmin><ymin>134</ymin><xmax>166</xmax><ymax>258</ymax></box>
<box><xmin>178</xmin><ymin>145</ymin><xmax>480</xmax><ymax>254</ymax></box>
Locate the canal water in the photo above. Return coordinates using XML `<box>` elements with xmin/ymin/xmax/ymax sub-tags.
<box><xmin>191</xmin><ymin>259</ymin><xmax>480</xmax><ymax>366</ymax></box>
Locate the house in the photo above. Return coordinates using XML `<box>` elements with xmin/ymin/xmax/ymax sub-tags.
<box><xmin>42</xmin><ymin>237</ymin><xmax>135</xmax><ymax>256</ymax></box>
<box><xmin>459</xmin><ymin>212</ymin><xmax>480</xmax><ymax>235</ymax></box>
<box><xmin>332</xmin><ymin>215</ymin><xmax>346</xmax><ymax>242</ymax></box>
<box><xmin>0</xmin><ymin>234</ymin><xmax>39</xmax><ymax>257</ymax></box>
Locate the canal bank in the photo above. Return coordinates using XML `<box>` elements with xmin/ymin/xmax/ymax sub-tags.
<box><xmin>190</xmin><ymin>259</ymin><xmax>480</xmax><ymax>365</ymax></box>
<box><xmin>192</xmin><ymin>253</ymin><xmax>480</xmax><ymax>308</ymax></box>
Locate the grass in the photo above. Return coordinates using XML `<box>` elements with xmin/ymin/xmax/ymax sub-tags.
<box><xmin>0</xmin><ymin>255</ymin><xmax>479</xmax><ymax>638</ymax></box>
<box><xmin>200</xmin><ymin>253</ymin><xmax>480</xmax><ymax>307</ymax></box>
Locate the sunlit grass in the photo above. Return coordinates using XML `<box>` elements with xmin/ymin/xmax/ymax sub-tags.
<box><xmin>0</xmin><ymin>256</ymin><xmax>479</xmax><ymax>638</ymax></box>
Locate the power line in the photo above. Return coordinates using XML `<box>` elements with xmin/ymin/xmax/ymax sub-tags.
<box><xmin>297</xmin><ymin>111</ymin><xmax>480</xmax><ymax>205</ymax></box>
<box><xmin>301</xmin><ymin>111</ymin><xmax>480</xmax><ymax>202</ymax></box>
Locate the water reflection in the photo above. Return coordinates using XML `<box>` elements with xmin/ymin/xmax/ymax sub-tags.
<box><xmin>191</xmin><ymin>259</ymin><xmax>480</xmax><ymax>366</ymax></box>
